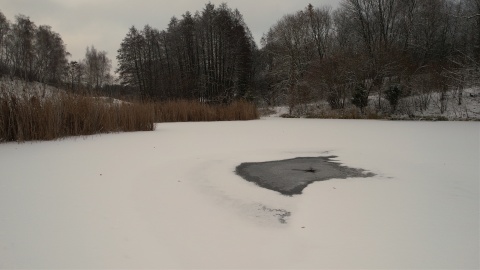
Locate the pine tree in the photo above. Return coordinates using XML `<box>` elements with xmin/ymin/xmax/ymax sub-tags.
<box><xmin>351</xmin><ymin>84</ymin><xmax>369</xmax><ymax>113</ymax></box>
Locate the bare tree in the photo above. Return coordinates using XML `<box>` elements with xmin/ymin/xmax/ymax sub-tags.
<box><xmin>261</xmin><ymin>5</ymin><xmax>333</xmax><ymax>113</ymax></box>
<box><xmin>8</xmin><ymin>15</ymin><xmax>36</xmax><ymax>80</ymax></box>
<box><xmin>307</xmin><ymin>4</ymin><xmax>333</xmax><ymax>59</ymax></box>
<box><xmin>0</xmin><ymin>11</ymin><xmax>9</xmax><ymax>75</ymax></box>
<box><xmin>338</xmin><ymin>0</ymin><xmax>406</xmax><ymax>109</ymax></box>
<box><xmin>117</xmin><ymin>3</ymin><xmax>255</xmax><ymax>102</ymax></box>
<box><xmin>34</xmin><ymin>25</ymin><xmax>69</xmax><ymax>85</ymax></box>
<box><xmin>464</xmin><ymin>0</ymin><xmax>480</xmax><ymax>62</ymax></box>
<box><xmin>84</xmin><ymin>45</ymin><xmax>112</xmax><ymax>89</ymax></box>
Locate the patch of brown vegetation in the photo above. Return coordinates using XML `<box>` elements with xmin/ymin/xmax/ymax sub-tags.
<box><xmin>0</xmin><ymin>90</ymin><xmax>259</xmax><ymax>142</ymax></box>
<box><xmin>154</xmin><ymin>100</ymin><xmax>259</xmax><ymax>122</ymax></box>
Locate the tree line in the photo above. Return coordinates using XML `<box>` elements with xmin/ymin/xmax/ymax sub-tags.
<box><xmin>259</xmin><ymin>0</ymin><xmax>480</xmax><ymax>114</ymax></box>
<box><xmin>0</xmin><ymin>11</ymin><xmax>112</xmax><ymax>91</ymax></box>
<box><xmin>0</xmin><ymin>13</ymin><xmax>68</xmax><ymax>85</ymax></box>
<box><xmin>116</xmin><ymin>3</ymin><xmax>256</xmax><ymax>102</ymax></box>
<box><xmin>2</xmin><ymin>1</ymin><xmax>480</xmax><ymax>110</ymax></box>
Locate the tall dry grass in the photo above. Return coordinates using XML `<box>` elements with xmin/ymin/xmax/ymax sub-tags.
<box><xmin>0</xmin><ymin>92</ymin><xmax>155</xmax><ymax>142</ymax></box>
<box><xmin>153</xmin><ymin>100</ymin><xmax>259</xmax><ymax>122</ymax></box>
<box><xmin>0</xmin><ymin>90</ymin><xmax>259</xmax><ymax>142</ymax></box>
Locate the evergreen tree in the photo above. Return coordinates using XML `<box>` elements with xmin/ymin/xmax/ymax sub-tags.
<box><xmin>351</xmin><ymin>84</ymin><xmax>369</xmax><ymax>113</ymax></box>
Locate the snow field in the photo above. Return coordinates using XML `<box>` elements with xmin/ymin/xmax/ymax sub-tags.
<box><xmin>0</xmin><ymin>118</ymin><xmax>478</xmax><ymax>268</ymax></box>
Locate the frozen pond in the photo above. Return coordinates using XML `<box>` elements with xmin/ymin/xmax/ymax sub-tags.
<box><xmin>0</xmin><ymin>118</ymin><xmax>478</xmax><ymax>269</ymax></box>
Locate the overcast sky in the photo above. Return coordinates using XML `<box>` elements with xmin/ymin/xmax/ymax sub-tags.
<box><xmin>1</xmin><ymin>0</ymin><xmax>339</xmax><ymax>70</ymax></box>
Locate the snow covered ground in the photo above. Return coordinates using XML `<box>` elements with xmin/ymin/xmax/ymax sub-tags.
<box><xmin>0</xmin><ymin>78</ymin><xmax>65</xmax><ymax>98</ymax></box>
<box><xmin>397</xmin><ymin>87</ymin><xmax>480</xmax><ymax>120</ymax></box>
<box><xmin>283</xmin><ymin>87</ymin><xmax>480</xmax><ymax>120</ymax></box>
<box><xmin>0</xmin><ymin>78</ymin><xmax>127</xmax><ymax>106</ymax></box>
<box><xmin>0</xmin><ymin>116</ymin><xmax>478</xmax><ymax>269</ymax></box>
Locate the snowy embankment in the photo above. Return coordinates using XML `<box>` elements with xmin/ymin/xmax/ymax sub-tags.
<box><xmin>0</xmin><ymin>78</ymin><xmax>126</xmax><ymax>105</ymax></box>
<box><xmin>0</xmin><ymin>78</ymin><xmax>65</xmax><ymax>98</ymax></box>
<box><xmin>0</xmin><ymin>117</ymin><xmax>478</xmax><ymax>268</ymax></box>
<box><xmin>285</xmin><ymin>87</ymin><xmax>480</xmax><ymax>120</ymax></box>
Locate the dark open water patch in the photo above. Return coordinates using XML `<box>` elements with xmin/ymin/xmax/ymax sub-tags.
<box><xmin>236</xmin><ymin>156</ymin><xmax>375</xmax><ymax>196</ymax></box>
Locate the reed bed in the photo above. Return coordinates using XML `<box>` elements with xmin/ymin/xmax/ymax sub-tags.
<box><xmin>0</xmin><ymin>92</ymin><xmax>154</xmax><ymax>142</ymax></box>
<box><xmin>0</xmin><ymin>91</ymin><xmax>258</xmax><ymax>142</ymax></box>
<box><xmin>153</xmin><ymin>100</ymin><xmax>259</xmax><ymax>122</ymax></box>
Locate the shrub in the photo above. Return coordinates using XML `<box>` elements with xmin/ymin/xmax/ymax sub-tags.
<box><xmin>385</xmin><ymin>84</ymin><xmax>402</xmax><ymax>113</ymax></box>
<box><xmin>327</xmin><ymin>91</ymin><xmax>344</xmax><ymax>110</ymax></box>
<box><xmin>351</xmin><ymin>84</ymin><xmax>369</xmax><ymax>113</ymax></box>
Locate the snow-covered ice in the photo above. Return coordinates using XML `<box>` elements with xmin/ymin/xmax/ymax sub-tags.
<box><xmin>0</xmin><ymin>117</ymin><xmax>478</xmax><ymax>269</ymax></box>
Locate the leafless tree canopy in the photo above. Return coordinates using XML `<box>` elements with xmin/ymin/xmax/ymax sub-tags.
<box><xmin>116</xmin><ymin>3</ymin><xmax>256</xmax><ymax>102</ymax></box>
<box><xmin>259</xmin><ymin>0</ymin><xmax>480</xmax><ymax>112</ymax></box>
<box><xmin>0</xmin><ymin>11</ymin><xmax>113</xmax><ymax>92</ymax></box>
<box><xmin>0</xmin><ymin>13</ymin><xmax>69</xmax><ymax>84</ymax></box>
<box><xmin>1</xmin><ymin>1</ymin><xmax>479</xmax><ymax>106</ymax></box>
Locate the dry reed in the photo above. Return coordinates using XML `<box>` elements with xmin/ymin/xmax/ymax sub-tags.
<box><xmin>153</xmin><ymin>100</ymin><xmax>259</xmax><ymax>122</ymax></box>
<box><xmin>0</xmin><ymin>91</ymin><xmax>259</xmax><ymax>142</ymax></box>
<box><xmin>0</xmin><ymin>92</ymin><xmax>154</xmax><ymax>142</ymax></box>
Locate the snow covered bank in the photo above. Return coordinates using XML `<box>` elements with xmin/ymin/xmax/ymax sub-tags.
<box><xmin>0</xmin><ymin>118</ymin><xmax>478</xmax><ymax>268</ymax></box>
<box><xmin>279</xmin><ymin>87</ymin><xmax>480</xmax><ymax>121</ymax></box>
<box><xmin>0</xmin><ymin>78</ymin><xmax>65</xmax><ymax>98</ymax></box>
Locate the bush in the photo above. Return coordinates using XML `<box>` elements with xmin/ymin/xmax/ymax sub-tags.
<box><xmin>385</xmin><ymin>84</ymin><xmax>402</xmax><ymax>113</ymax></box>
<box><xmin>351</xmin><ymin>84</ymin><xmax>369</xmax><ymax>113</ymax></box>
<box><xmin>327</xmin><ymin>91</ymin><xmax>344</xmax><ymax>110</ymax></box>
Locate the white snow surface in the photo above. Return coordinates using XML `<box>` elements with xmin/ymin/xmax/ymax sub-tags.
<box><xmin>0</xmin><ymin>117</ymin><xmax>479</xmax><ymax>269</ymax></box>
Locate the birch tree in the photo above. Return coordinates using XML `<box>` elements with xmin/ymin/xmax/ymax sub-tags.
<box><xmin>84</xmin><ymin>45</ymin><xmax>112</xmax><ymax>89</ymax></box>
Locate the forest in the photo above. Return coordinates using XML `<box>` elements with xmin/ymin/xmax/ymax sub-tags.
<box><xmin>0</xmin><ymin>13</ymin><xmax>112</xmax><ymax>91</ymax></box>
<box><xmin>0</xmin><ymin>0</ymin><xmax>480</xmax><ymax>113</ymax></box>
<box><xmin>259</xmin><ymin>0</ymin><xmax>480</xmax><ymax>116</ymax></box>
<box><xmin>117</xmin><ymin>3</ymin><xmax>255</xmax><ymax>102</ymax></box>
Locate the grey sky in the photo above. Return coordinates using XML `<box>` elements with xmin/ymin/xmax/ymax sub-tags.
<box><xmin>1</xmin><ymin>0</ymin><xmax>339</xmax><ymax>70</ymax></box>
